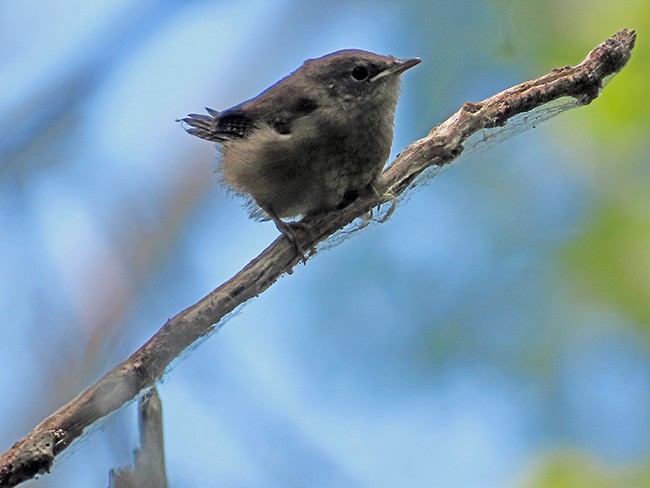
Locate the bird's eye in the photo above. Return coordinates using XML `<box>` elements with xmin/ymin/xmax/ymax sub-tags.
<box><xmin>351</xmin><ymin>65</ymin><xmax>369</xmax><ymax>81</ymax></box>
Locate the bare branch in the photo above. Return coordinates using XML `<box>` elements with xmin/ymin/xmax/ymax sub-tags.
<box><xmin>0</xmin><ymin>29</ymin><xmax>636</xmax><ymax>487</ymax></box>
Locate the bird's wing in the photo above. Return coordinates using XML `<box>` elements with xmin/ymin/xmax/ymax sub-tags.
<box><xmin>181</xmin><ymin>91</ymin><xmax>319</xmax><ymax>142</ymax></box>
<box><xmin>181</xmin><ymin>107</ymin><xmax>254</xmax><ymax>142</ymax></box>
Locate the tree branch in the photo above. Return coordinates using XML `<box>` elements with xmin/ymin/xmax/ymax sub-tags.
<box><xmin>0</xmin><ymin>28</ymin><xmax>636</xmax><ymax>487</ymax></box>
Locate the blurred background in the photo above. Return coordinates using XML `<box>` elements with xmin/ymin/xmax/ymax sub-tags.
<box><xmin>1</xmin><ymin>1</ymin><xmax>648</xmax><ymax>487</ymax></box>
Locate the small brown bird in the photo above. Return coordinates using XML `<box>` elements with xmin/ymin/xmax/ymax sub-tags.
<box><xmin>181</xmin><ymin>49</ymin><xmax>420</xmax><ymax>254</ymax></box>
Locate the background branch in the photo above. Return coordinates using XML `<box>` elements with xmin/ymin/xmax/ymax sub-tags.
<box><xmin>108</xmin><ymin>387</ymin><xmax>168</xmax><ymax>488</ymax></box>
<box><xmin>0</xmin><ymin>28</ymin><xmax>636</xmax><ymax>487</ymax></box>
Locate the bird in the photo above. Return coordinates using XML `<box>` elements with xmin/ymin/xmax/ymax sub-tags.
<box><xmin>181</xmin><ymin>49</ymin><xmax>420</xmax><ymax>257</ymax></box>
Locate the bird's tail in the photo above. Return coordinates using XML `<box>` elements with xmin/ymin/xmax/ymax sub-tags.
<box><xmin>178</xmin><ymin>107</ymin><xmax>221</xmax><ymax>142</ymax></box>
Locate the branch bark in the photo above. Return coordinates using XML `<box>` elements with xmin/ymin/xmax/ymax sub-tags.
<box><xmin>0</xmin><ymin>28</ymin><xmax>636</xmax><ymax>487</ymax></box>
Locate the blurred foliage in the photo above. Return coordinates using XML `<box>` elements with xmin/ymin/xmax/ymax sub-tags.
<box><xmin>520</xmin><ymin>451</ymin><xmax>650</xmax><ymax>488</ymax></box>
<box><xmin>563</xmin><ymin>201</ymin><xmax>650</xmax><ymax>331</ymax></box>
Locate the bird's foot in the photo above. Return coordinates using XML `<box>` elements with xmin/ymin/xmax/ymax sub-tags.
<box><xmin>269</xmin><ymin>215</ymin><xmax>314</xmax><ymax>263</ymax></box>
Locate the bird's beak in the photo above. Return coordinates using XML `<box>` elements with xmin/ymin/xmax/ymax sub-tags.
<box><xmin>371</xmin><ymin>57</ymin><xmax>421</xmax><ymax>81</ymax></box>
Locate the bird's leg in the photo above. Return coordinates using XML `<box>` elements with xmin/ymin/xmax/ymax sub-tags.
<box><xmin>264</xmin><ymin>207</ymin><xmax>311</xmax><ymax>262</ymax></box>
